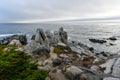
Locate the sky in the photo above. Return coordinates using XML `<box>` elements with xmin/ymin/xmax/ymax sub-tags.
<box><xmin>0</xmin><ymin>0</ymin><xmax>120</xmax><ymax>23</ymax></box>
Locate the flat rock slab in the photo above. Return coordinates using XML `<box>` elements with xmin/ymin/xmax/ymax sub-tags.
<box><xmin>103</xmin><ymin>77</ymin><xmax>120</xmax><ymax>80</ymax></box>
<box><xmin>112</xmin><ymin>58</ymin><xmax>120</xmax><ymax>77</ymax></box>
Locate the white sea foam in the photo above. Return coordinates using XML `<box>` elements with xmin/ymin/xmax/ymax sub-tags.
<box><xmin>0</xmin><ymin>34</ymin><xmax>14</xmax><ymax>37</ymax></box>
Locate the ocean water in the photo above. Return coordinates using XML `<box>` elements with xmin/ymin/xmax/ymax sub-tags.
<box><xmin>0</xmin><ymin>22</ymin><xmax>120</xmax><ymax>54</ymax></box>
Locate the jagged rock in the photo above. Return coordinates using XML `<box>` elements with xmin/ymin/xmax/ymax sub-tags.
<box><xmin>9</xmin><ymin>39</ymin><xmax>22</xmax><ymax>46</ymax></box>
<box><xmin>35</xmin><ymin>28</ymin><xmax>50</xmax><ymax>46</ymax></box>
<box><xmin>112</xmin><ymin>58</ymin><xmax>120</xmax><ymax>77</ymax></box>
<box><xmin>89</xmin><ymin>38</ymin><xmax>106</xmax><ymax>44</ymax></box>
<box><xmin>64</xmin><ymin>66</ymin><xmax>83</xmax><ymax>80</ymax></box>
<box><xmin>69</xmin><ymin>40</ymin><xmax>93</xmax><ymax>55</ymax></box>
<box><xmin>19</xmin><ymin>35</ymin><xmax>27</xmax><ymax>45</ymax></box>
<box><xmin>59</xmin><ymin>27</ymin><xmax>68</xmax><ymax>44</ymax></box>
<box><xmin>53</xmin><ymin>31</ymin><xmax>60</xmax><ymax>44</ymax></box>
<box><xmin>46</xmin><ymin>30</ymin><xmax>54</xmax><ymax>45</ymax></box>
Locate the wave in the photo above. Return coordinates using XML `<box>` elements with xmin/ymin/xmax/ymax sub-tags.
<box><xmin>0</xmin><ymin>34</ymin><xmax>14</xmax><ymax>38</ymax></box>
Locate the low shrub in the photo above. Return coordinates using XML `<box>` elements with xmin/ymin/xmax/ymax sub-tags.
<box><xmin>0</xmin><ymin>45</ymin><xmax>48</xmax><ymax>80</ymax></box>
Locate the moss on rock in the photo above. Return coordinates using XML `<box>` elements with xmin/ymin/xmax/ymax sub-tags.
<box><xmin>53</xmin><ymin>45</ymin><xmax>71</xmax><ymax>54</ymax></box>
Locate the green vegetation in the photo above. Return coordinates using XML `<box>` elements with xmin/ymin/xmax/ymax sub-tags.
<box><xmin>0</xmin><ymin>45</ymin><xmax>48</xmax><ymax>80</ymax></box>
<box><xmin>53</xmin><ymin>45</ymin><xmax>75</xmax><ymax>55</ymax></box>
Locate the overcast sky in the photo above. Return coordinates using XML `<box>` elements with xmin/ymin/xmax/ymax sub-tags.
<box><xmin>0</xmin><ymin>0</ymin><xmax>120</xmax><ymax>23</ymax></box>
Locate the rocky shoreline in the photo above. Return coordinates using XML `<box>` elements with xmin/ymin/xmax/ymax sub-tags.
<box><xmin>1</xmin><ymin>27</ymin><xmax>120</xmax><ymax>80</ymax></box>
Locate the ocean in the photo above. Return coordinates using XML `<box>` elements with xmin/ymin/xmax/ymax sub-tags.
<box><xmin>0</xmin><ymin>22</ymin><xmax>120</xmax><ymax>54</ymax></box>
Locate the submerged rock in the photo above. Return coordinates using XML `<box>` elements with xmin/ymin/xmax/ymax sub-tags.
<box><xmin>108</xmin><ymin>37</ymin><xmax>117</xmax><ymax>41</ymax></box>
<box><xmin>89</xmin><ymin>38</ymin><xmax>106</xmax><ymax>44</ymax></box>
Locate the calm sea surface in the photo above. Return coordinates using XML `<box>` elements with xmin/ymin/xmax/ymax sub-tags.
<box><xmin>0</xmin><ymin>22</ymin><xmax>120</xmax><ymax>54</ymax></box>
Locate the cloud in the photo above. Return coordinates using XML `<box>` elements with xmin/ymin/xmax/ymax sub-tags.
<box><xmin>0</xmin><ymin>0</ymin><xmax>120</xmax><ymax>23</ymax></box>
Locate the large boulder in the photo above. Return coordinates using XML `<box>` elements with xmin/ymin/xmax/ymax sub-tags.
<box><xmin>9</xmin><ymin>39</ymin><xmax>22</xmax><ymax>46</ymax></box>
<box><xmin>23</xmin><ymin>40</ymin><xmax>50</xmax><ymax>56</ymax></box>
<box><xmin>64</xmin><ymin>66</ymin><xmax>83</xmax><ymax>80</ymax></box>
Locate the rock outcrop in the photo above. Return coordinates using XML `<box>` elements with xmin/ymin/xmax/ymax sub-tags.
<box><xmin>0</xmin><ymin>35</ymin><xmax>27</xmax><ymax>45</ymax></box>
<box><xmin>59</xmin><ymin>27</ymin><xmax>68</xmax><ymax>44</ymax></box>
<box><xmin>2</xmin><ymin>27</ymin><xmax>120</xmax><ymax>80</ymax></box>
<box><xmin>35</xmin><ymin>28</ymin><xmax>50</xmax><ymax>46</ymax></box>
